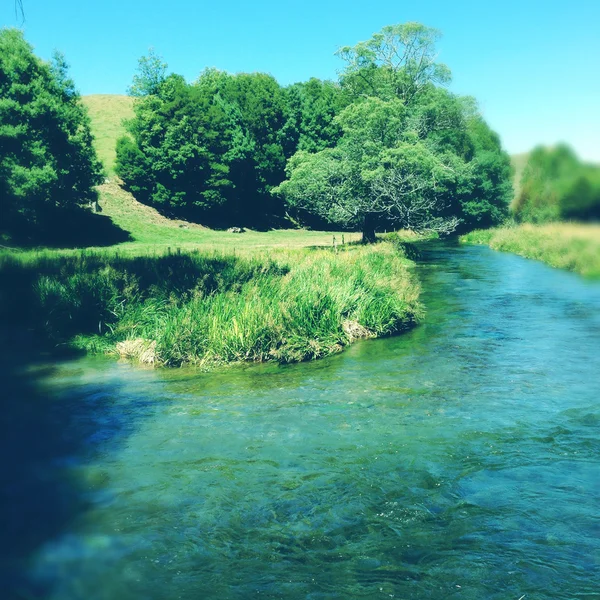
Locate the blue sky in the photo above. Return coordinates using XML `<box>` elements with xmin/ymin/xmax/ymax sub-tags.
<box><xmin>2</xmin><ymin>0</ymin><xmax>599</xmax><ymax>161</ymax></box>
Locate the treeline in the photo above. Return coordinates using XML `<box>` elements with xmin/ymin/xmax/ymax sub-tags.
<box><xmin>116</xmin><ymin>65</ymin><xmax>348</xmax><ymax>228</ymax></box>
<box><xmin>117</xmin><ymin>24</ymin><xmax>513</xmax><ymax>235</ymax></box>
<box><xmin>513</xmin><ymin>145</ymin><xmax>600</xmax><ymax>223</ymax></box>
<box><xmin>1</xmin><ymin>23</ymin><xmax>514</xmax><ymax>243</ymax></box>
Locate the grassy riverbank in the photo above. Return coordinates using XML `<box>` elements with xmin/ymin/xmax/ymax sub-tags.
<box><xmin>0</xmin><ymin>241</ymin><xmax>421</xmax><ymax>367</ymax></box>
<box><xmin>461</xmin><ymin>223</ymin><xmax>600</xmax><ymax>278</ymax></box>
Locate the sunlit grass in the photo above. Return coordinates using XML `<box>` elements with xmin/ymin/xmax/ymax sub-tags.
<box><xmin>0</xmin><ymin>242</ymin><xmax>421</xmax><ymax>367</ymax></box>
<box><xmin>82</xmin><ymin>94</ymin><xmax>135</xmax><ymax>175</ymax></box>
<box><xmin>461</xmin><ymin>223</ymin><xmax>600</xmax><ymax>278</ymax></box>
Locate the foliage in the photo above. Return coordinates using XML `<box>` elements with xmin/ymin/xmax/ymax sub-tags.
<box><xmin>513</xmin><ymin>145</ymin><xmax>600</xmax><ymax>223</ymax></box>
<box><xmin>282</xmin><ymin>78</ymin><xmax>348</xmax><ymax>154</ymax></box>
<box><xmin>276</xmin><ymin>26</ymin><xmax>512</xmax><ymax>240</ymax></box>
<box><xmin>116</xmin><ymin>62</ymin><xmax>348</xmax><ymax>228</ymax></box>
<box><xmin>461</xmin><ymin>223</ymin><xmax>600</xmax><ymax>278</ymax></box>
<box><xmin>116</xmin><ymin>23</ymin><xmax>511</xmax><ymax>235</ymax></box>
<box><xmin>0</xmin><ymin>243</ymin><xmax>421</xmax><ymax>366</ymax></box>
<box><xmin>117</xmin><ymin>72</ymin><xmax>234</xmax><ymax>221</ymax></box>
<box><xmin>0</xmin><ymin>28</ymin><xmax>103</xmax><ymax>241</ymax></box>
<box><xmin>336</xmin><ymin>22</ymin><xmax>451</xmax><ymax>103</ymax></box>
<box><xmin>127</xmin><ymin>48</ymin><xmax>168</xmax><ymax>97</ymax></box>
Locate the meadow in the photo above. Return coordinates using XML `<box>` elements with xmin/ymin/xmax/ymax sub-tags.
<box><xmin>461</xmin><ymin>223</ymin><xmax>600</xmax><ymax>278</ymax></box>
<box><xmin>82</xmin><ymin>95</ymin><xmax>134</xmax><ymax>175</ymax></box>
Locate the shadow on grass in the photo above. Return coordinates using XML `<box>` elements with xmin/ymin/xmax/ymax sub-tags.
<box><xmin>2</xmin><ymin>206</ymin><xmax>132</xmax><ymax>250</ymax></box>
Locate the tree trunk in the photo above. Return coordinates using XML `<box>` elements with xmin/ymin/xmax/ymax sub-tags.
<box><xmin>361</xmin><ymin>214</ymin><xmax>377</xmax><ymax>244</ymax></box>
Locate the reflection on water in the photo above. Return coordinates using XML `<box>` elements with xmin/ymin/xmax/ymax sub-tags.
<box><xmin>2</xmin><ymin>243</ymin><xmax>600</xmax><ymax>599</ymax></box>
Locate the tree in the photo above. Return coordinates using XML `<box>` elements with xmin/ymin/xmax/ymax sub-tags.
<box><xmin>118</xmin><ymin>67</ymin><xmax>295</xmax><ymax>226</ymax></box>
<box><xmin>275</xmin><ymin>23</ymin><xmax>512</xmax><ymax>239</ymax></box>
<box><xmin>117</xmin><ymin>72</ymin><xmax>234</xmax><ymax>220</ymax></box>
<box><xmin>274</xmin><ymin>98</ymin><xmax>463</xmax><ymax>241</ymax></box>
<box><xmin>0</xmin><ymin>28</ymin><xmax>103</xmax><ymax>240</ymax></box>
<box><xmin>337</xmin><ymin>22</ymin><xmax>451</xmax><ymax>103</ymax></box>
<box><xmin>127</xmin><ymin>48</ymin><xmax>168</xmax><ymax>97</ymax></box>
<box><xmin>514</xmin><ymin>145</ymin><xmax>600</xmax><ymax>223</ymax></box>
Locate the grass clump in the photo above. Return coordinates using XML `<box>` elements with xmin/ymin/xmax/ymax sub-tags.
<box><xmin>0</xmin><ymin>243</ymin><xmax>421</xmax><ymax>367</ymax></box>
<box><xmin>461</xmin><ymin>223</ymin><xmax>600</xmax><ymax>278</ymax></box>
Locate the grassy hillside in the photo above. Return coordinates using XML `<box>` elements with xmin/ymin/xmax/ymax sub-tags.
<box><xmin>96</xmin><ymin>179</ymin><xmax>361</xmax><ymax>253</ymax></box>
<box><xmin>82</xmin><ymin>94</ymin><xmax>135</xmax><ymax>174</ymax></box>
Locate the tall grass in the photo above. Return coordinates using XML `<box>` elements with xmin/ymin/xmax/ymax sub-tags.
<box><xmin>461</xmin><ymin>223</ymin><xmax>600</xmax><ymax>278</ymax></box>
<box><xmin>0</xmin><ymin>243</ymin><xmax>421</xmax><ymax>367</ymax></box>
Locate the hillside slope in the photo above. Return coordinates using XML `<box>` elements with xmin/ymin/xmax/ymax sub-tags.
<box><xmin>82</xmin><ymin>94</ymin><xmax>134</xmax><ymax>174</ymax></box>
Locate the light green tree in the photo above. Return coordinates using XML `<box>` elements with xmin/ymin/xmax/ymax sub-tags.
<box><xmin>274</xmin><ymin>97</ymin><xmax>463</xmax><ymax>242</ymax></box>
<box><xmin>127</xmin><ymin>48</ymin><xmax>168</xmax><ymax>97</ymax></box>
<box><xmin>336</xmin><ymin>22</ymin><xmax>451</xmax><ymax>102</ymax></box>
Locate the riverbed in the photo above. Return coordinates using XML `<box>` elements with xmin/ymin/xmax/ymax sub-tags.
<box><xmin>3</xmin><ymin>242</ymin><xmax>599</xmax><ymax>599</ymax></box>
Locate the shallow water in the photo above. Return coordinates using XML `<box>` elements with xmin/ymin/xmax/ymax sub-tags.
<box><xmin>3</xmin><ymin>243</ymin><xmax>600</xmax><ymax>599</ymax></box>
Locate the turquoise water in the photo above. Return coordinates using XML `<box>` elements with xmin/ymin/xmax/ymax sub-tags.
<box><xmin>2</xmin><ymin>243</ymin><xmax>600</xmax><ymax>599</ymax></box>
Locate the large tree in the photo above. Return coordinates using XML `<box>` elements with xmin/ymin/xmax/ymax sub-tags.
<box><xmin>117</xmin><ymin>65</ymin><xmax>298</xmax><ymax>226</ymax></box>
<box><xmin>116</xmin><ymin>72</ymin><xmax>234</xmax><ymax>220</ymax></box>
<box><xmin>275</xmin><ymin>23</ymin><xmax>511</xmax><ymax>240</ymax></box>
<box><xmin>275</xmin><ymin>98</ymin><xmax>464</xmax><ymax>241</ymax></box>
<box><xmin>0</xmin><ymin>28</ymin><xmax>103</xmax><ymax>239</ymax></box>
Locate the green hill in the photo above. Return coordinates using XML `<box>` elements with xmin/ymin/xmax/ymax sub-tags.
<box><xmin>82</xmin><ymin>94</ymin><xmax>135</xmax><ymax>174</ymax></box>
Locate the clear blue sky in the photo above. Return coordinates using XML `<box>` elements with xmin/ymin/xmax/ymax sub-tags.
<box><xmin>2</xmin><ymin>0</ymin><xmax>599</xmax><ymax>161</ymax></box>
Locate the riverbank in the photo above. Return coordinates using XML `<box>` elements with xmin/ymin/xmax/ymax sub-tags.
<box><xmin>0</xmin><ymin>241</ymin><xmax>421</xmax><ymax>367</ymax></box>
<box><xmin>460</xmin><ymin>223</ymin><xmax>600</xmax><ymax>278</ymax></box>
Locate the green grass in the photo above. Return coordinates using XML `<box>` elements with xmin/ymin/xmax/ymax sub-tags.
<box><xmin>91</xmin><ymin>179</ymin><xmax>363</xmax><ymax>253</ymax></box>
<box><xmin>461</xmin><ymin>223</ymin><xmax>600</xmax><ymax>278</ymax></box>
<box><xmin>82</xmin><ymin>94</ymin><xmax>135</xmax><ymax>175</ymax></box>
<box><xmin>0</xmin><ymin>242</ymin><xmax>421</xmax><ymax>367</ymax></box>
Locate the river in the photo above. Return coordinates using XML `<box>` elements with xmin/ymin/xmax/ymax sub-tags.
<box><xmin>2</xmin><ymin>242</ymin><xmax>600</xmax><ymax>599</ymax></box>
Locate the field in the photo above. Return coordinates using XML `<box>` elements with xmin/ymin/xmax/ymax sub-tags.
<box><xmin>0</xmin><ymin>241</ymin><xmax>421</xmax><ymax>367</ymax></box>
<box><xmin>461</xmin><ymin>223</ymin><xmax>600</xmax><ymax>278</ymax></box>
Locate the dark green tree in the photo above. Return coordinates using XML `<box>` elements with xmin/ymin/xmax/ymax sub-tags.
<box><xmin>117</xmin><ymin>72</ymin><xmax>234</xmax><ymax>220</ymax></box>
<box><xmin>0</xmin><ymin>28</ymin><xmax>103</xmax><ymax>240</ymax></box>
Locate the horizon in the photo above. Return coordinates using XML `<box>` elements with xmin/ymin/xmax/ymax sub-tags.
<box><xmin>2</xmin><ymin>0</ymin><xmax>599</xmax><ymax>162</ymax></box>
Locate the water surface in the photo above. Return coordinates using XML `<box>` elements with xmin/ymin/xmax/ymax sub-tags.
<box><xmin>3</xmin><ymin>243</ymin><xmax>600</xmax><ymax>599</ymax></box>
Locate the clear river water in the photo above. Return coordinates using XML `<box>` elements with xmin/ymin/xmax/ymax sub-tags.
<box><xmin>2</xmin><ymin>242</ymin><xmax>600</xmax><ymax>600</ymax></box>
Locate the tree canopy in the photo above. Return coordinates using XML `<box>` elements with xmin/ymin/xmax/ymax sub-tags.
<box><xmin>275</xmin><ymin>24</ymin><xmax>512</xmax><ymax>240</ymax></box>
<box><xmin>0</xmin><ymin>28</ymin><xmax>103</xmax><ymax>241</ymax></box>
